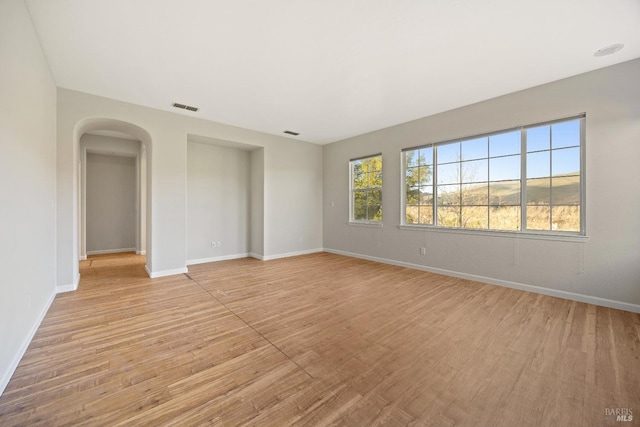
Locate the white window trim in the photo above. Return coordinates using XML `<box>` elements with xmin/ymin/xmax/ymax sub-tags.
<box><xmin>348</xmin><ymin>221</ymin><xmax>384</xmax><ymax>228</ymax></box>
<box><xmin>398</xmin><ymin>224</ymin><xmax>588</xmax><ymax>242</ymax></box>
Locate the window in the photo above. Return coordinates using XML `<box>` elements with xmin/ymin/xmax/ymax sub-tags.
<box><xmin>402</xmin><ymin>115</ymin><xmax>584</xmax><ymax>234</ymax></box>
<box><xmin>350</xmin><ymin>154</ymin><xmax>382</xmax><ymax>222</ymax></box>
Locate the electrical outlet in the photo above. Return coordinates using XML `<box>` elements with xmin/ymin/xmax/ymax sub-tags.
<box><xmin>211</xmin><ymin>241</ymin><xmax>216</xmax><ymax>248</ymax></box>
<box><xmin>420</xmin><ymin>247</ymin><xmax>426</xmax><ymax>255</ymax></box>
<box><xmin>216</xmin><ymin>241</ymin><xmax>221</xmax><ymax>248</ymax></box>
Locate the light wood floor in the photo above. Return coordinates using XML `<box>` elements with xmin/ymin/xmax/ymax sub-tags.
<box><xmin>0</xmin><ymin>252</ymin><xmax>638</xmax><ymax>426</ymax></box>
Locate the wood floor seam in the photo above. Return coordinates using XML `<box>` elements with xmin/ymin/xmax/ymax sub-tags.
<box><xmin>188</xmin><ymin>271</ymin><xmax>315</xmax><ymax>381</ymax></box>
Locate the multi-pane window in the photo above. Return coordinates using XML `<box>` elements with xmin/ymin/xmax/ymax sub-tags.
<box><xmin>350</xmin><ymin>154</ymin><xmax>382</xmax><ymax>222</ymax></box>
<box><xmin>403</xmin><ymin>115</ymin><xmax>584</xmax><ymax>234</ymax></box>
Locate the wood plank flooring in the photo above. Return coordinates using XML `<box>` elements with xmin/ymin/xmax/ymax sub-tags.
<box><xmin>0</xmin><ymin>252</ymin><xmax>639</xmax><ymax>426</ymax></box>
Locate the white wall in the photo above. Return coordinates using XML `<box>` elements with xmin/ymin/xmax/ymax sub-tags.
<box><xmin>86</xmin><ymin>153</ymin><xmax>137</xmax><ymax>253</ymax></box>
<box><xmin>0</xmin><ymin>0</ymin><xmax>57</xmax><ymax>394</ymax></box>
<box><xmin>56</xmin><ymin>88</ymin><xmax>324</xmax><ymax>282</ymax></box>
<box><xmin>323</xmin><ymin>58</ymin><xmax>640</xmax><ymax>311</ymax></box>
<box><xmin>187</xmin><ymin>142</ymin><xmax>250</xmax><ymax>263</ymax></box>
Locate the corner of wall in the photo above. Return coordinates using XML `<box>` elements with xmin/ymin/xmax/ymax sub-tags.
<box><xmin>56</xmin><ymin>272</ymin><xmax>80</xmax><ymax>293</ymax></box>
<box><xmin>145</xmin><ymin>266</ymin><xmax>188</xmax><ymax>279</ymax></box>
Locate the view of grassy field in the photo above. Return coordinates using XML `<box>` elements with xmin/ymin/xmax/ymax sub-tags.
<box><xmin>403</xmin><ymin>118</ymin><xmax>582</xmax><ymax>232</ymax></box>
<box><xmin>406</xmin><ymin>174</ymin><xmax>580</xmax><ymax>231</ymax></box>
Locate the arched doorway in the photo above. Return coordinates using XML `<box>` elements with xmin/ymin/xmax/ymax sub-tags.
<box><xmin>72</xmin><ymin>118</ymin><xmax>153</xmax><ymax>280</ymax></box>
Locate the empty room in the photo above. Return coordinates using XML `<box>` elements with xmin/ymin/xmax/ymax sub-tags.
<box><xmin>1</xmin><ymin>0</ymin><xmax>639</xmax><ymax>425</ymax></box>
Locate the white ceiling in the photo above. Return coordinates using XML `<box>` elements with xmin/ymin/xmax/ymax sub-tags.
<box><xmin>25</xmin><ymin>0</ymin><xmax>640</xmax><ymax>144</ymax></box>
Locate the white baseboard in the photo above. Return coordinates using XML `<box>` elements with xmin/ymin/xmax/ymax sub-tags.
<box><xmin>56</xmin><ymin>284</ymin><xmax>77</xmax><ymax>293</ymax></box>
<box><xmin>145</xmin><ymin>265</ymin><xmax>188</xmax><ymax>279</ymax></box>
<box><xmin>324</xmin><ymin>248</ymin><xmax>640</xmax><ymax>314</ymax></box>
<box><xmin>0</xmin><ymin>289</ymin><xmax>57</xmax><ymax>396</ymax></box>
<box><xmin>251</xmin><ymin>248</ymin><xmax>324</xmax><ymax>261</ymax></box>
<box><xmin>86</xmin><ymin>247</ymin><xmax>136</xmax><ymax>255</ymax></box>
<box><xmin>79</xmin><ymin>255</ymin><xmax>87</xmax><ymax>261</ymax></box>
<box><xmin>187</xmin><ymin>253</ymin><xmax>249</xmax><ymax>266</ymax></box>
<box><xmin>56</xmin><ymin>272</ymin><xmax>80</xmax><ymax>293</ymax></box>
<box><xmin>136</xmin><ymin>250</ymin><xmax>146</xmax><ymax>255</ymax></box>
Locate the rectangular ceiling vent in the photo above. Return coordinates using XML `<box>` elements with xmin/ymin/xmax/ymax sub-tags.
<box><xmin>172</xmin><ymin>102</ymin><xmax>199</xmax><ymax>112</ymax></box>
<box><xmin>284</xmin><ymin>130</ymin><xmax>300</xmax><ymax>136</ymax></box>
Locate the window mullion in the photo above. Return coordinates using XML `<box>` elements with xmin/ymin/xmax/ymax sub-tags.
<box><xmin>520</xmin><ymin>128</ymin><xmax>527</xmax><ymax>231</ymax></box>
<box><xmin>458</xmin><ymin>156</ymin><xmax>462</xmax><ymax>228</ymax></box>
<box><xmin>580</xmin><ymin>117</ymin><xmax>586</xmax><ymax>234</ymax></box>
<box><xmin>549</xmin><ymin>149</ymin><xmax>553</xmax><ymax>230</ymax></box>
<box><xmin>486</xmin><ymin>150</ymin><xmax>491</xmax><ymax>229</ymax></box>
<box><xmin>549</xmin><ymin>126</ymin><xmax>554</xmax><ymax>231</ymax></box>
<box><xmin>457</xmin><ymin>146</ymin><xmax>461</xmax><ymax>228</ymax></box>
<box><xmin>433</xmin><ymin>146</ymin><xmax>438</xmax><ymax>226</ymax></box>
<box><xmin>401</xmin><ymin>152</ymin><xmax>406</xmax><ymax>225</ymax></box>
<box><xmin>349</xmin><ymin>164</ymin><xmax>354</xmax><ymax>221</ymax></box>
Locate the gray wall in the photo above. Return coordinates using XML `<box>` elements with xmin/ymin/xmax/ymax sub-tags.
<box><xmin>323</xmin><ymin>58</ymin><xmax>640</xmax><ymax>310</ymax></box>
<box><xmin>250</xmin><ymin>149</ymin><xmax>265</xmax><ymax>257</ymax></box>
<box><xmin>0</xmin><ymin>0</ymin><xmax>57</xmax><ymax>393</ymax></box>
<box><xmin>86</xmin><ymin>153</ymin><xmax>137</xmax><ymax>253</ymax></box>
<box><xmin>264</xmin><ymin>142</ymin><xmax>323</xmax><ymax>258</ymax></box>
<box><xmin>187</xmin><ymin>142</ymin><xmax>250</xmax><ymax>262</ymax></box>
<box><xmin>56</xmin><ymin>88</ymin><xmax>324</xmax><ymax>283</ymax></box>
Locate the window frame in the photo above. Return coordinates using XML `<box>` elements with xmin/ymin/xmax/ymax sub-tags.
<box><xmin>400</xmin><ymin>114</ymin><xmax>586</xmax><ymax>238</ymax></box>
<box><xmin>349</xmin><ymin>153</ymin><xmax>383</xmax><ymax>225</ymax></box>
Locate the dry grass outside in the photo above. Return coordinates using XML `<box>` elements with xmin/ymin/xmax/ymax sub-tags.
<box><xmin>406</xmin><ymin>174</ymin><xmax>580</xmax><ymax>232</ymax></box>
<box><xmin>527</xmin><ymin>205</ymin><xmax>581</xmax><ymax>231</ymax></box>
<box><xmin>405</xmin><ymin>204</ymin><xmax>580</xmax><ymax>231</ymax></box>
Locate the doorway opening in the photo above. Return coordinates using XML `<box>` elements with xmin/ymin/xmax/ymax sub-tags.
<box><xmin>79</xmin><ymin>131</ymin><xmax>146</xmax><ymax>260</ymax></box>
<box><xmin>72</xmin><ymin>118</ymin><xmax>153</xmax><ymax>282</ymax></box>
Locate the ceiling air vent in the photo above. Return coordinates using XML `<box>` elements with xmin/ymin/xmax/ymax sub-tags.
<box><xmin>172</xmin><ymin>102</ymin><xmax>199</xmax><ymax>112</ymax></box>
<box><xmin>593</xmin><ymin>43</ymin><xmax>624</xmax><ymax>57</ymax></box>
<box><xmin>284</xmin><ymin>130</ymin><xmax>300</xmax><ymax>136</ymax></box>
